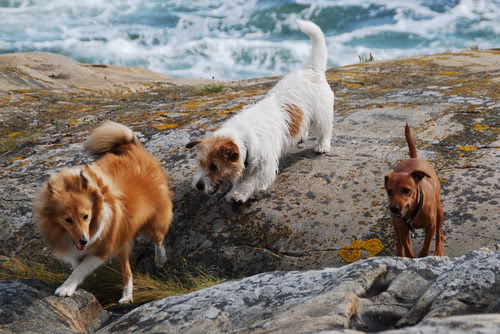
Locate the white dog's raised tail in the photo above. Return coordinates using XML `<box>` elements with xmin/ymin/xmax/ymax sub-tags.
<box><xmin>296</xmin><ymin>19</ymin><xmax>328</xmax><ymax>72</ymax></box>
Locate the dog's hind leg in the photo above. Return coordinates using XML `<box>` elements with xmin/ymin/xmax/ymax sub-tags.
<box><xmin>312</xmin><ymin>97</ymin><xmax>334</xmax><ymax>154</ymax></box>
<box><xmin>144</xmin><ymin>205</ymin><xmax>172</xmax><ymax>268</ymax></box>
<box><xmin>118</xmin><ymin>242</ymin><xmax>134</xmax><ymax>304</ymax></box>
<box><xmin>434</xmin><ymin>205</ymin><xmax>445</xmax><ymax>256</ymax></box>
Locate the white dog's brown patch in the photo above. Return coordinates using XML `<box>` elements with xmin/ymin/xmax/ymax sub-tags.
<box><xmin>284</xmin><ymin>104</ymin><xmax>304</xmax><ymax>137</ymax></box>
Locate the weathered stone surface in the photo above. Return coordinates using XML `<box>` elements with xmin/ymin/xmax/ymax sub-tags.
<box><xmin>0</xmin><ymin>52</ymin><xmax>214</xmax><ymax>92</ymax></box>
<box><xmin>0</xmin><ymin>279</ymin><xmax>108</xmax><ymax>334</ymax></box>
<box><xmin>384</xmin><ymin>314</ymin><xmax>500</xmax><ymax>334</ymax></box>
<box><xmin>97</xmin><ymin>246</ymin><xmax>500</xmax><ymax>334</ymax></box>
<box><xmin>0</xmin><ymin>50</ymin><xmax>499</xmax><ymax>276</ymax></box>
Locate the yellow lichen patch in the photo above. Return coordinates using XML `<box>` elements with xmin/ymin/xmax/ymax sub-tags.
<box><xmin>179</xmin><ymin>100</ymin><xmax>207</xmax><ymax>109</ymax></box>
<box><xmin>473</xmin><ymin>124</ymin><xmax>490</xmax><ymax>131</ymax></box>
<box><xmin>345</xmin><ymin>83</ymin><xmax>362</xmax><ymax>89</ymax></box>
<box><xmin>73</xmin><ymin>107</ymin><xmax>91</xmax><ymax>113</ymax></box>
<box><xmin>11</xmin><ymin>156</ymin><xmax>25</xmax><ymax>162</ymax></box>
<box><xmin>437</xmin><ymin>72</ymin><xmax>461</xmax><ymax>76</ymax></box>
<box><xmin>67</xmin><ymin>120</ymin><xmax>79</xmax><ymax>127</ymax></box>
<box><xmin>458</xmin><ymin>145</ymin><xmax>478</xmax><ymax>152</ymax></box>
<box><xmin>7</xmin><ymin>131</ymin><xmax>23</xmax><ymax>137</ymax></box>
<box><xmin>155</xmin><ymin>123</ymin><xmax>178</xmax><ymax>130</ymax></box>
<box><xmin>215</xmin><ymin>104</ymin><xmax>244</xmax><ymax>117</ymax></box>
<box><xmin>339</xmin><ymin>238</ymin><xmax>384</xmax><ymax>263</ymax></box>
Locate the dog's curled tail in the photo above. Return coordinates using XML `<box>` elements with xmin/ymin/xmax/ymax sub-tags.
<box><xmin>84</xmin><ymin>121</ymin><xmax>141</xmax><ymax>155</ymax></box>
<box><xmin>297</xmin><ymin>19</ymin><xmax>327</xmax><ymax>72</ymax></box>
<box><xmin>405</xmin><ymin>123</ymin><xmax>418</xmax><ymax>159</ymax></box>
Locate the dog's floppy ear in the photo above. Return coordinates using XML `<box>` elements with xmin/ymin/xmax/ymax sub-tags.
<box><xmin>228</xmin><ymin>150</ymin><xmax>239</xmax><ymax>162</ymax></box>
<box><xmin>186</xmin><ymin>140</ymin><xmax>201</xmax><ymax>149</ymax></box>
<box><xmin>410</xmin><ymin>170</ymin><xmax>431</xmax><ymax>183</ymax></box>
<box><xmin>223</xmin><ymin>144</ymin><xmax>239</xmax><ymax>162</ymax></box>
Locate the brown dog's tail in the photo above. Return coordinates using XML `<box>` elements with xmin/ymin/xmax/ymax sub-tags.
<box><xmin>405</xmin><ymin>123</ymin><xmax>417</xmax><ymax>159</ymax></box>
<box><xmin>84</xmin><ymin>121</ymin><xmax>142</xmax><ymax>156</ymax></box>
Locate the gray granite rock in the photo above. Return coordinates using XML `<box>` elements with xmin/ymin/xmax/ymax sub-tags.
<box><xmin>0</xmin><ymin>51</ymin><xmax>499</xmax><ymax>277</ymax></box>
<box><xmin>382</xmin><ymin>314</ymin><xmax>500</xmax><ymax>334</ymax></box>
<box><xmin>0</xmin><ymin>279</ymin><xmax>108</xmax><ymax>334</ymax></box>
<box><xmin>97</xmin><ymin>246</ymin><xmax>500</xmax><ymax>334</ymax></box>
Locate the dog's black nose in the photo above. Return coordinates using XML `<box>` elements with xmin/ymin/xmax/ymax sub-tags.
<box><xmin>196</xmin><ymin>181</ymin><xmax>205</xmax><ymax>191</ymax></box>
<box><xmin>390</xmin><ymin>205</ymin><xmax>400</xmax><ymax>214</ymax></box>
<box><xmin>79</xmin><ymin>238</ymin><xmax>88</xmax><ymax>246</ymax></box>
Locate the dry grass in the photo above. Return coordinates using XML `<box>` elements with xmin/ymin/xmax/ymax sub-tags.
<box><xmin>0</xmin><ymin>257</ymin><xmax>224</xmax><ymax>309</ymax></box>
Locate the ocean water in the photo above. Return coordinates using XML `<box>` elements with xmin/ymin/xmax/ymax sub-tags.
<box><xmin>0</xmin><ymin>0</ymin><xmax>499</xmax><ymax>80</ymax></box>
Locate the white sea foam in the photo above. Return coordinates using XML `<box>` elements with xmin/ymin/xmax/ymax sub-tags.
<box><xmin>0</xmin><ymin>0</ymin><xmax>498</xmax><ymax>80</ymax></box>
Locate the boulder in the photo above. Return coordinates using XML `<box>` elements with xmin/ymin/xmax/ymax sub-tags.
<box><xmin>0</xmin><ymin>279</ymin><xmax>108</xmax><ymax>334</ymax></box>
<box><xmin>96</xmin><ymin>246</ymin><xmax>500</xmax><ymax>333</ymax></box>
<box><xmin>0</xmin><ymin>50</ymin><xmax>499</xmax><ymax>276</ymax></box>
<box><xmin>0</xmin><ymin>52</ymin><xmax>214</xmax><ymax>92</ymax></box>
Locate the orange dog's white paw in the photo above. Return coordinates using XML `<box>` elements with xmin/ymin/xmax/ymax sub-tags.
<box><xmin>55</xmin><ymin>281</ymin><xmax>77</xmax><ymax>297</ymax></box>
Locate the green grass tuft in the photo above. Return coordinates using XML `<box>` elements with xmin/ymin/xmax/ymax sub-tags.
<box><xmin>199</xmin><ymin>84</ymin><xmax>225</xmax><ymax>94</ymax></box>
<box><xmin>0</xmin><ymin>257</ymin><xmax>224</xmax><ymax>309</ymax></box>
<box><xmin>358</xmin><ymin>53</ymin><xmax>375</xmax><ymax>63</ymax></box>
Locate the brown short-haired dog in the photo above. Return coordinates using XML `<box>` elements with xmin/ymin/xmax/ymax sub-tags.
<box><xmin>384</xmin><ymin>124</ymin><xmax>444</xmax><ymax>257</ymax></box>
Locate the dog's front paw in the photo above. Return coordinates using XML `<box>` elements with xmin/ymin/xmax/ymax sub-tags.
<box><xmin>119</xmin><ymin>293</ymin><xmax>133</xmax><ymax>305</ymax></box>
<box><xmin>314</xmin><ymin>142</ymin><xmax>331</xmax><ymax>154</ymax></box>
<box><xmin>225</xmin><ymin>190</ymin><xmax>250</xmax><ymax>203</ymax></box>
<box><xmin>55</xmin><ymin>281</ymin><xmax>78</xmax><ymax>297</ymax></box>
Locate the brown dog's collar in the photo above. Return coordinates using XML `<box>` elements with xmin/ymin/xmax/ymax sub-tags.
<box><xmin>403</xmin><ymin>184</ymin><xmax>424</xmax><ymax>235</ymax></box>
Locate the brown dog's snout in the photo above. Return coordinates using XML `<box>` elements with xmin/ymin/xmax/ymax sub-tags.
<box><xmin>390</xmin><ymin>205</ymin><xmax>400</xmax><ymax>214</ymax></box>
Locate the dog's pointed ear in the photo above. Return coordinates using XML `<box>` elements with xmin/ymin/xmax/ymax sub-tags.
<box><xmin>410</xmin><ymin>170</ymin><xmax>431</xmax><ymax>183</ymax></box>
<box><xmin>384</xmin><ymin>173</ymin><xmax>392</xmax><ymax>187</ymax></box>
<box><xmin>47</xmin><ymin>180</ymin><xmax>54</xmax><ymax>194</ymax></box>
<box><xmin>186</xmin><ymin>140</ymin><xmax>201</xmax><ymax>149</ymax></box>
<box><xmin>90</xmin><ymin>190</ymin><xmax>103</xmax><ymax>206</ymax></box>
<box><xmin>80</xmin><ymin>170</ymin><xmax>88</xmax><ymax>190</ymax></box>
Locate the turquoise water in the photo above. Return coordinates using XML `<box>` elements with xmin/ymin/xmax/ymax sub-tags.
<box><xmin>0</xmin><ymin>0</ymin><xmax>499</xmax><ymax>80</ymax></box>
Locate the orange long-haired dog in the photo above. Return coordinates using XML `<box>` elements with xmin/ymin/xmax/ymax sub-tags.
<box><xmin>33</xmin><ymin>121</ymin><xmax>173</xmax><ymax>304</ymax></box>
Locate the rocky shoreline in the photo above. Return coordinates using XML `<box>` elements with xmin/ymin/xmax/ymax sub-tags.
<box><xmin>2</xmin><ymin>246</ymin><xmax>500</xmax><ymax>333</ymax></box>
<box><xmin>0</xmin><ymin>50</ymin><xmax>499</xmax><ymax>332</ymax></box>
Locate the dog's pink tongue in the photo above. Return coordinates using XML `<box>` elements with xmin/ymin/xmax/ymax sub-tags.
<box><xmin>76</xmin><ymin>244</ymin><xmax>85</xmax><ymax>251</ymax></box>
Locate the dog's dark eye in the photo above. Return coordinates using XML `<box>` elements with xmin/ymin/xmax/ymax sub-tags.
<box><xmin>387</xmin><ymin>190</ymin><xmax>393</xmax><ymax>196</ymax></box>
<box><xmin>83</xmin><ymin>215</ymin><xmax>88</xmax><ymax>220</ymax></box>
<box><xmin>402</xmin><ymin>188</ymin><xmax>411</xmax><ymax>195</ymax></box>
<box><xmin>65</xmin><ymin>218</ymin><xmax>73</xmax><ymax>224</ymax></box>
<box><xmin>209</xmin><ymin>162</ymin><xmax>218</xmax><ymax>172</ymax></box>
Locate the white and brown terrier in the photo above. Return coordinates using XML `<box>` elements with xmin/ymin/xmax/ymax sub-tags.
<box><xmin>384</xmin><ymin>124</ymin><xmax>445</xmax><ymax>258</ymax></box>
<box><xmin>186</xmin><ymin>20</ymin><xmax>334</xmax><ymax>203</ymax></box>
